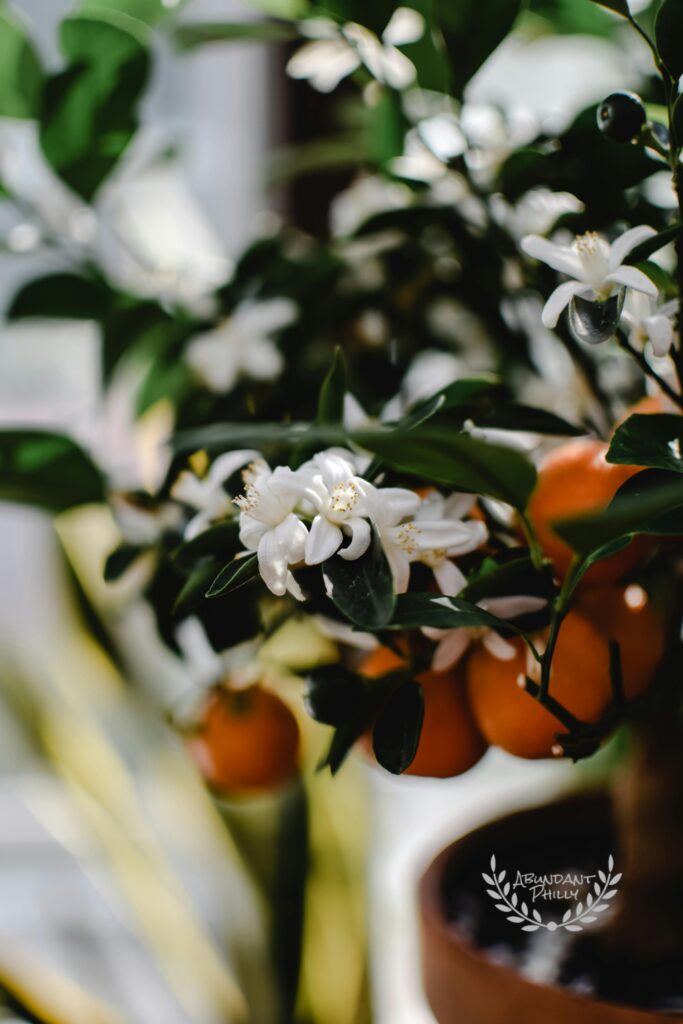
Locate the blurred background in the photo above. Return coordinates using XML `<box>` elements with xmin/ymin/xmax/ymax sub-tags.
<box><xmin>0</xmin><ymin>1</ymin><xmax>651</xmax><ymax>1021</ymax></box>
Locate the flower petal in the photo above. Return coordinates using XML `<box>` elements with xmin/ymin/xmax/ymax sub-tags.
<box><xmin>305</xmin><ymin>515</ymin><xmax>343</xmax><ymax>564</ymax></box>
<box><xmin>286</xmin><ymin>571</ymin><xmax>305</xmax><ymax>602</ymax></box>
<box><xmin>521</xmin><ymin>235</ymin><xmax>583</xmax><ymax>278</ymax></box>
<box><xmin>339</xmin><ymin>517</ymin><xmax>371</xmax><ymax>561</ymax></box>
<box><xmin>541</xmin><ymin>280</ymin><xmax>591</xmax><ymax>328</ymax></box>
<box><xmin>382</xmin><ymin>541</ymin><xmax>411</xmax><ymax>593</ymax></box>
<box><xmin>482</xmin><ymin>631</ymin><xmax>518</xmax><ymax>661</ymax></box>
<box><xmin>432</xmin><ymin>628</ymin><xmax>472</xmax><ymax>672</ymax></box>
<box><xmin>432</xmin><ymin>558</ymin><xmax>467</xmax><ymax>595</ymax></box>
<box><xmin>257</xmin><ymin>530</ymin><xmax>288</xmax><ymax>596</ymax></box>
<box><xmin>645</xmin><ymin>314</ymin><xmax>675</xmax><ymax>357</ymax></box>
<box><xmin>608</xmin><ymin>226</ymin><xmax>656</xmax><ymax>270</ymax></box>
<box><xmin>276</xmin><ymin>513</ymin><xmax>308</xmax><ymax>563</ymax></box>
<box><xmin>605</xmin><ymin>266</ymin><xmax>657</xmax><ymax>298</ymax></box>
<box><xmin>373</xmin><ymin>487</ymin><xmax>421</xmax><ymax>525</ymax></box>
<box><xmin>481</xmin><ymin>595</ymin><xmax>547</xmax><ymax>619</ymax></box>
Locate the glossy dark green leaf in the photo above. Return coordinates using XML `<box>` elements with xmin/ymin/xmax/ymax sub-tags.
<box><xmin>372</xmin><ymin>681</ymin><xmax>424</xmax><ymax>775</ymax></box>
<box><xmin>608</xmin><ymin>414</ymin><xmax>683</xmax><ymax>474</ymax></box>
<box><xmin>554</xmin><ymin>470</ymin><xmax>683</xmax><ymax>552</ymax></box>
<box><xmin>206</xmin><ymin>554</ymin><xmax>260</xmax><ymax>597</ymax></box>
<box><xmin>305</xmin><ymin>664</ymin><xmax>364</xmax><ymax>726</ymax></box>
<box><xmin>656</xmin><ymin>0</ymin><xmax>683</xmax><ymax>80</ymax></box>
<box><xmin>462</xmin><ymin>554</ymin><xmax>548</xmax><ymax>604</ymax></box>
<box><xmin>0</xmin><ymin>9</ymin><xmax>43</xmax><ymax>118</ymax></box>
<box><xmin>7</xmin><ymin>274</ymin><xmax>112</xmax><ymax>320</ymax></box>
<box><xmin>0</xmin><ymin>431</ymin><xmax>104</xmax><ymax>511</ymax></box>
<box><xmin>40</xmin><ymin>14</ymin><xmax>150</xmax><ymax>201</ymax></box>
<box><xmin>587</xmin><ymin>0</ymin><xmax>629</xmax><ymax>15</ymax></box>
<box><xmin>104</xmin><ymin>544</ymin><xmax>144</xmax><ymax>581</ymax></box>
<box><xmin>323</xmin><ymin>528</ymin><xmax>395</xmax><ymax>629</ymax></box>
<box><xmin>317</xmin><ymin>347</ymin><xmax>347</xmax><ymax>424</ymax></box>
<box><xmin>436</xmin><ymin>0</ymin><xmax>521</xmax><ymax>98</ymax></box>
<box><xmin>625</xmin><ymin>225</ymin><xmax>680</xmax><ymax>265</ymax></box>
<box><xmin>172</xmin><ymin>561</ymin><xmax>222</xmax><ymax>616</ymax></box>
<box><xmin>389</xmin><ymin>592</ymin><xmax>531</xmax><ymax>637</ymax></box>
<box><xmin>352</xmin><ymin>427</ymin><xmax>538</xmax><ymax>509</ymax></box>
<box><xmin>174</xmin><ymin>20</ymin><xmax>297</xmax><ymax>49</ymax></box>
<box><xmin>475</xmin><ymin>404</ymin><xmax>585</xmax><ymax>437</ymax></box>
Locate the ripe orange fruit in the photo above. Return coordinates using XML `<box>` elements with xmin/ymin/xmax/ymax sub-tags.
<box><xmin>576</xmin><ymin>584</ymin><xmax>665</xmax><ymax>699</ymax></box>
<box><xmin>614</xmin><ymin>393</ymin><xmax>668</xmax><ymax>428</ymax></box>
<box><xmin>466</xmin><ymin>610</ymin><xmax>613</xmax><ymax>759</ymax></box>
<box><xmin>527</xmin><ymin>438</ymin><xmax>646</xmax><ymax>584</ymax></box>
<box><xmin>187</xmin><ymin>685</ymin><xmax>299</xmax><ymax>795</ymax></box>
<box><xmin>359</xmin><ymin>645</ymin><xmax>488</xmax><ymax>777</ymax></box>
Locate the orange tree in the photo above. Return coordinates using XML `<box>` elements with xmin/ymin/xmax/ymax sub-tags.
<box><xmin>1</xmin><ymin>0</ymin><xmax>683</xmax><ymax>1013</ymax></box>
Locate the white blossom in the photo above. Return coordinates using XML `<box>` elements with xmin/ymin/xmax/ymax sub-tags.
<box><xmin>424</xmin><ymin>594</ymin><xmax>547</xmax><ymax>672</ymax></box>
<box><xmin>414</xmin><ymin>491</ymin><xmax>488</xmax><ymax>593</ymax></box>
<box><xmin>285</xmin><ymin>448</ymin><xmax>375</xmax><ymax>565</ymax></box>
<box><xmin>368</xmin><ymin>487</ymin><xmax>486</xmax><ymax>594</ymax></box>
<box><xmin>171</xmin><ymin>449</ymin><xmax>258</xmax><ymax>540</ymax></box>
<box><xmin>621</xmin><ymin>291</ymin><xmax>679</xmax><ymax>358</ymax></box>
<box><xmin>185</xmin><ymin>298</ymin><xmax>296</xmax><ymax>393</ymax></box>
<box><xmin>521</xmin><ymin>226</ymin><xmax>658</xmax><ymax>329</ymax></box>
<box><xmin>234</xmin><ymin>460</ymin><xmax>309</xmax><ymax>600</ymax></box>
<box><xmin>287</xmin><ymin>9</ymin><xmax>423</xmax><ymax>93</ymax></box>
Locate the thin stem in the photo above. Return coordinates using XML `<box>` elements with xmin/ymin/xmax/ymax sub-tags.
<box><xmin>616</xmin><ymin>330</ymin><xmax>683</xmax><ymax>411</ymax></box>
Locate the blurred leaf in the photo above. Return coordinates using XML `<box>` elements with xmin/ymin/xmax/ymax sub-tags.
<box><xmin>7</xmin><ymin>273</ymin><xmax>112</xmax><ymax>320</ymax></box>
<box><xmin>0</xmin><ymin>9</ymin><xmax>43</xmax><ymax>118</ymax></box>
<box><xmin>554</xmin><ymin>469</ymin><xmax>683</xmax><ymax>552</ymax></box>
<box><xmin>78</xmin><ymin>0</ymin><xmax>187</xmax><ymax>24</ymax></box>
<box><xmin>0</xmin><ymin>431</ymin><xmax>104</xmax><ymax>511</ymax></box>
<box><xmin>436</xmin><ymin>0</ymin><xmax>522</xmax><ymax>99</ymax></box>
<box><xmin>323</xmin><ymin>528</ymin><xmax>395</xmax><ymax>629</ymax></box>
<box><xmin>313</xmin><ymin>0</ymin><xmax>396</xmax><ymax>34</ymax></box>
<box><xmin>608</xmin><ymin>414</ymin><xmax>683</xmax><ymax>474</ymax></box>
<box><xmin>174</xmin><ymin>20</ymin><xmax>297</xmax><ymax>49</ymax></box>
<box><xmin>40</xmin><ymin>13</ymin><xmax>150</xmax><ymax>201</ymax></box>
<box><xmin>173</xmin><ymin>521</ymin><xmax>240</xmax><ymax>569</ymax></box>
<box><xmin>587</xmin><ymin>0</ymin><xmax>629</xmax><ymax>14</ymax></box>
<box><xmin>396</xmin><ymin>0</ymin><xmax>449</xmax><ymax>92</ymax></box>
<box><xmin>172</xmin><ymin>560</ymin><xmax>222</xmax><ymax>615</ymax></box>
<box><xmin>206</xmin><ymin>554</ymin><xmax>260</xmax><ymax>597</ymax></box>
<box><xmin>372</xmin><ymin>680</ymin><xmax>423</xmax><ymax>774</ymax></box>
<box><xmin>319</xmin><ymin>666</ymin><xmax>409</xmax><ymax>773</ymax></box>
<box><xmin>673</xmin><ymin>96</ymin><xmax>683</xmax><ymax>149</ymax></box>
<box><xmin>104</xmin><ymin>543</ymin><xmax>145</xmax><ymax>580</ymax></box>
<box><xmin>656</xmin><ymin>0</ymin><xmax>683</xmax><ymax>80</ymax></box>
<box><xmin>473</xmin><ymin>403</ymin><xmax>585</xmax><ymax>436</ymax></box>
<box><xmin>305</xmin><ymin>663</ymin><xmax>364</xmax><ymax>726</ymax></box>
<box><xmin>462</xmin><ymin>553</ymin><xmax>548</xmax><ymax>603</ymax></box>
<box><xmin>317</xmin><ymin>346</ymin><xmax>347</xmax><ymax>424</ymax></box>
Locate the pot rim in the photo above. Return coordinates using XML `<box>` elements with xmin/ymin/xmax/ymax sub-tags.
<box><xmin>419</xmin><ymin>788</ymin><xmax>678</xmax><ymax>1023</ymax></box>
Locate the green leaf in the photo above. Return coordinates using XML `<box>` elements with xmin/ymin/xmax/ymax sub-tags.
<box><xmin>104</xmin><ymin>544</ymin><xmax>144</xmax><ymax>581</ymax></box>
<box><xmin>656</xmin><ymin>0</ymin><xmax>683</xmax><ymax>80</ymax></box>
<box><xmin>474</xmin><ymin>404</ymin><xmax>585</xmax><ymax>437</ymax></box>
<box><xmin>435</xmin><ymin>0</ymin><xmax>522</xmax><ymax>99</ymax></box>
<box><xmin>314</xmin><ymin>0</ymin><xmax>396</xmax><ymax>34</ymax></box>
<box><xmin>40</xmin><ymin>14</ymin><xmax>150</xmax><ymax>201</ymax></box>
<box><xmin>372</xmin><ymin>681</ymin><xmax>424</xmax><ymax>775</ymax></box>
<box><xmin>317</xmin><ymin>346</ymin><xmax>347</xmax><ymax>425</ymax></box>
<box><xmin>305</xmin><ymin>664</ymin><xmax>364</xmax><ymax>726</ymax></box>
<box><xmin>206</xmin><ymin>554</ymin><xmax>260</xmax><ymax>597</ymax></box>
<box><xmin>78</xmin><ymin>0</ymin><xmax>186</xmax><ymax>25</ymax></box>
<box><xmin>0</xmin><ymin>9</ymin><xmax>43</xmax><ymax>118</ymax></box>
<box><xmin>172</xmin><ymin>561</ymin><xmax>222</xmax><ymax>616</ymax></box>
<box><xmin>587</xmin><ymin>0</ymin><xmax>630</xmax><ymax>15</ymax></box>
<box><xmin>7</xmin><ymin>274</ymin><xmax>112</xmax><ymax>320</ymax></box>
<box><xmin>608</xmin><ymin>414</ymin><xmax>683</xmax><ymax>474</ymax></box>
<box><xmin>352</xmin><ymin>427</ymin><xmax>538</xmax><ymax>509</ymax></box>
<box><xmin>172</xmin><ymin>419</ymin><xmax>538</xmax><ymax>509</ymax></box>
<box><xmin>625</xmin><ymin>225</ymin><xmax>680</xmax><ymax>265</ymax></box>
<box><xmin>173</xmin><ymin>521</ymin><xmax>240</xmax><ymax>569</ymax></box>
<box><xmin>323</xmin><ymin>528</ymin><xmax>395</xmax><ymax>629</ymax></box>
<box><xmin>554</xmin><ymin>470</ymin><xmax>683</xmax><ymax>552</ymax></box>
<box><xmin>174</xmin><ymin>20</ymin><xmax>297</xmax><ymax>49</ymax></box>
<box><xmin>0</xmin><ymin>431</ymin><xmax>104</xmax><ymax>512</ymax></box>
<box><xmin>389</xmin><ymin>592</ymin><xmax>531</xmax><ymax>638</ymax></box>
<box><xmin>462</xmin><ymin>554</ymin><xmax>548</xmax><ymax>604</ymax></box>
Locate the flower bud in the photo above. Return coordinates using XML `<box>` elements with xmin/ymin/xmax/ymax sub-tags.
<box><xmin>569</xmin><ymin>289</ymin><xmax>625</xmax><ymax>345</ymax></box>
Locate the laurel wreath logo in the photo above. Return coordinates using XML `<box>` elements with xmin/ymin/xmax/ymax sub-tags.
<box><xmin>482</xmin><ymin>854</ymin><xmax>621</xmax><ymax>933</ymax></box>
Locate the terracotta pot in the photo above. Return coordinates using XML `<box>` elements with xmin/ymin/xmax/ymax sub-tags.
<box><xmin>419</xmin><ymin>792</ymin><xmax>682</xmax><ymax>1024</ymax></box>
